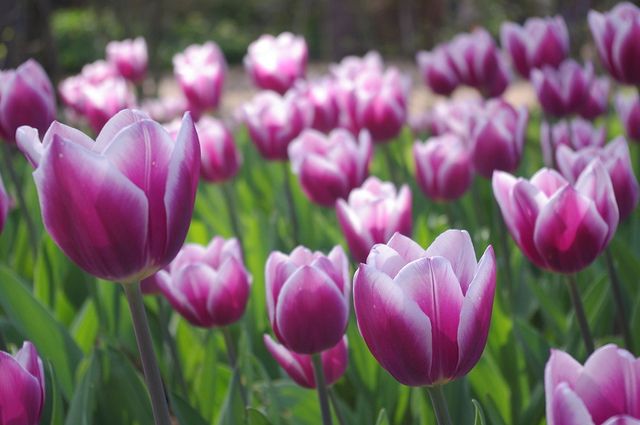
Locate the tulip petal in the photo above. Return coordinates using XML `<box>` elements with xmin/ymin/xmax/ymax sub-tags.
<box><xmin>206</xmin><ymin>256</ymin><xmax>251</xmax><ymax>326</ymax></box>
<box><xmin>545</xmin><ymin>348</ymin><xmax>584</xmax><ymax>420</ymax></box>
<box><xmin>549</xmin><ymin>383</ymin><xmax>595</xmax><ymax>425</ymax></box>
<box><xmin>0</xmin><ymin>350</ymin><xmax>43</xmax><ymax>425</ymax></box>
<box><xmin>602</xmin><ymin>416</ymin><xmax>640</xmax><ymax>425</ymax></box>
<box><xmin>425</xmin><ymin>229</ymin><xmax>477</xmax><ymax>292</ymax></box>
<box><xmin>386</xmin><ymin>232</ymin><xmax>425</xmax><ymax>264</ymax></box>
<box><xmin>299</xmin><ymin>155</ymin><xmax>348</xmax><ymax>206</ymax></box>
<box><xmin>321</xmin><ymin>336</ymin><xmax>349</xmax><ymax>386</ymax></box>
<box><xmin>16</xmin><ymin>126</ymin><xmax>44</xmax><ymax>168</ymax></box>
<box><xmin>263</xmin><ymin>334</ymin><xmax>315</xmax><ymax>388</ymax></box>
<box><xmin>575</xmin><ymin>160</ymin><xmax>619</xmax><ymax>244</ymax></box>
<box><xmin>94</xmin><ymin>109</ymin><xmax>149</xmax><ymax>150</ymax></box>
<box><xmin>336</xmin><ymin>199</ymin><xmax>372</xmax><ymax>264</ymax></box>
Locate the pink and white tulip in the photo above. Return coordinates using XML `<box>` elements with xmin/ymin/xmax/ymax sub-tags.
<box><xmin>196</xmin><ymin>117</ymin><xmax>241</xmax><ymax>183</ymax></box>
<box><xmin>416</xmin><ymin>46</ymin><xmax>460</xmax><ymax>95</ymax></box>
<box><xmin>531</xmin><ymin>60</ymin><xmax>594</xmax><ymax>117</ymax></box>
<box><xmin>0</xmin><ymin>342</ymin><xmax>45</xmax><ymax>425</ymax></box>
<box><xmin>578</xmin><ymin>77</ymin><xmax>610</xmax><ymax>120</ymax></box>
<box><xmin>106</xmin><ymin>37</ymin><xmax>148</xmax><ymax>83</ymax></box>
<box><xmin>293</xmin><ymin>79</ymin><xmax>340</xmax><ymax>133</ymax></box>
<box><xmin>615</xmin><ymin>93</ymin><xmax>640</xmax><ymax>142</ymax></box>
<box><xmin>540</xmin><ymin>118</ymin><xmax>606</xmax><ymax>167</ymax></box>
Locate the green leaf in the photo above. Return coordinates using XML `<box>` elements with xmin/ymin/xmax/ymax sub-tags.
<box><xmin>246</xmin><ymin>408</ymin><xmax>272</xmax><ymax>425</ymax></box>
<box><xmin>375</xmin><ymin>408</ymin><xmax>389</xmax><ymax>425</ymax></box>
<box><xmin>472</xmin><ymin>399</ymin><xmax>487</xmax><ymax>425</ymax></box>
<box><xmin>169</xmin><ymin>392</ymin><xmax>209</xmax><ymax>425</ymax></box>
<box><xmin>65</xmin><ymin>352</ymin><xmax>100</xmax><ymax>425</ymax></box>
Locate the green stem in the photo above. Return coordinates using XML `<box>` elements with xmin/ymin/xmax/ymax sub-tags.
<box><xmin>282</xmin><ymin>162</ymin><xmax>300</xmax><ymax>245</ymax></box>
<box><xmin>496</xmin><ymin>211</ymin><xmax>514</xmax><ymax>308</ymax></box>
<box><xmin>87</xmin><ymin>283</ymin><xmax>109</xmax><ymax>333</ymax></box>
<box><xmin>221</xmin><ymin>182</ymin><xmax>245</xmax><ymax>258</ymax></box>
<box><xmin>566</xmin><ymin>274</ymin><xmax>595</xmax><ymax>355</ymax></box>
<box><xmin>311</xmin><ymin>354</ymin><xmax>333</xmax><ymax>425</ymax></box>
<box><xmin>426</xmin><ymin>385</ymin><xmax>453</xmax><ymax>425</ymax></box>
<box><xmin>328</xmin><ymin>388</ymin><xmax>346</xmax><ymax>425</ymax></box>
<box><xmin>157</xmin><ymin>298</ymin><xmax>189</xmax><ymax>397</ymax></box>
<box><xmin>604</xmin><ymin>248</ymin><xmax>634</xmax><ymax>350</ymax></box>
<box><xmin>122</xmin><ymin>282</ymin><xmax>172</xmax><ymax>425</ymax></box>
<box><xmin>222</xmin><ymin>326</ymin><xmax>248</xmax><ymax>407</ymax></box>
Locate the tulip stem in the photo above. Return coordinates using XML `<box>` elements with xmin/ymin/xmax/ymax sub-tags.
<box><xmin>426</xmin><ymin>385</ymin><xmax>453</xmax><ymax>425</ymax></box>
<box><xmin>222</xmin><ymin>326</ymin><xmax>248</xmax><ymax>407</ymax></box>
<box><xmin>1</xmin><ymin>143</ymin><xmax>38</xmax><ymax>255</ymax></box>
<box><xmin>221</xmin><ymin>182</ymin><xmax>245</xmax><ymax>258</ymax></box>
<box><xmin>123</xmin><ymin>282</ymin><xmax>172</xmax><ymax>425</ymax></box>
<box><xmin>282</xmin><ymin>162</ymin><xmax>300</xmax><ymax>245</ymax></box>
<box><xmin>157</xmin><ymin>298</ymin><xmax>189</xmax><ymax>397</ymax></box>
<box><xmin>328</xmin><ymin>388</ymin><xmax>347</xmax><ymax>425</ymax></box>
<box><xmin>496</xmin><ymin>213</ymin><xmax>514</xmax><ymax>307</ymax></box>
<box><xmin>604</xmin><ymin>248</ymin><xmax>634</xmax><ymax>350</ymax></box>
<box><xmin>311</xmin><ymin>354</ymin><xmax>334</xmax><ymax>425</ymax></box>
<box><xmin>566</xmin><ymin>274</ymin><xmax>595</xmax><ymax>355</ymax></box>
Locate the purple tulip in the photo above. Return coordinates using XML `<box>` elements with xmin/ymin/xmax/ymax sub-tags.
<box><xmin>540</xmin><ymin>119</ymin><xmax>606</xmax><ymax>167</ymax></box>
<box><xmin>242</xmin><ymin>91</ymin><xmax>309</xmax><ymax>161</ymax></box>
<box><xmin>106</xmin><ymin>37</ymin><xmax>148</xmax><ymax>83</ymax></box>
<box><xmin>470</xmin><ymin>99</ymin><xmax>528</xmax><ymax>178</ymax></box>
<box><xmin>589</xmin><ymin>2</ymin><xmax>640</xmax><ymax>85</ymax></box>
<box><xmin>288</xmin><ymin>129</ymin><xmax>372</xmax><ymax>207</ymax></box>
<box><xmin>329</xmin><ymin>51</ymin><xmax>384</xmax><ymax>82</ymax></box>
<box><xmin>0</xmin><ymin>341</ymin><xmax>45</xmax><ymax>425</ymax></box>
<box><xmin>500</xmin><ymin>16</ymin><xmax>569</xmax><ymax>78</ymax></box>
<box><xmin>336</xmin><ymin>177</ymin><xmax>412</xmax><ymax>263</ymax></box>
<box><xmin>615</xmin><ymin>93</ymin><xmax>640</xmax><ymax>142</ymax></box>
<box><xmin>82</xmin><ymin>77</ymin><xmax>136</xmax><ymax>133</ymax></box>
<box><xmin>244</xmin><ymin>33</ymin><xmax>308</xmax><ymax>95</ymax></box>
<box><xmin>579</xmin><ymin>77</ymin><xmax>610</xmax><ymax>120</ymax></box>
<box><xmin>427</xmin><ymin>98</ymin><xmax>483</xmax><ymax>138</ymax></box>
<box><xmin>531</xmin><ymin>60</ymin><xmax>594</xmax><ymax>117</ymax></box>
<box><xmin>493</xmin><ymin>161</ymin><xmax>619</xmax><ymax>273</ymax></box>
<box><xmin>173</xmin><ymin>42</ymin><xmax>227</xmax><ymax>114</ymax></box>
<box><xmin>293</xmin><ymin>79</ymin><xmax>340</xmax><ymax>133</ymax></box>
<box><xmin>195</xmin><ymin>117</ymin><xmax>241</xmax><ymax>183</ymax></box>
<box><xmin>416</xmin><ymin>46</ymin><xmax>460</xmax><ymax>95</ymax></box>
<box><xmin>556</xmin><ymin>137</ymin><xmax>639</xmax><ymax>221</ymax></box>
<box><xmin>154</xmin><ymin>237</ymin><xmax>251</xmax><ymax>327</ymax></box>
<box><xmin>265</xmin><ymin>245</ymin><xmax>350</xmax><ymax>354</ymax></box>
<box><xmin>414</xmin><ymin>134</ymin><xmax>473</xmax><ymax>202</ymax></box>
<box><xmin>0</xmin><ymin>60</ymin><xmax>56</xmax><ymax>143</ymax></box>
<box><xmin>263</xmin><ymin>335</ymin><xmax>348</xmax><ymax>389</ymax></box>
<box><xmin>353</xmin><ymin>230</ymin><xmax>496</xmax><ymax>386</ymax></box>
<box><xmin>16</xmin><ymin>109</ymin><xmax>200</xmax><ymax>282</ymax></box>
<box><xmin>80</xmin><ymin>60</ymin><xmax>119</xmax><ymax>84</ymax></box>
<box><xmin>545</xmin><ymin>344</ymin><xmax>640</xmax><ymax>425</ymax></box>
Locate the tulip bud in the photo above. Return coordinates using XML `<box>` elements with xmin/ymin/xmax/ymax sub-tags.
<box><xmin>0</xmin><ymin>341</ymin><xmax>45</xmax><ymax>425</ymax></box>
<box><xmin>414</xmin><ymin>134</ymin><xmax>473</xmax><ymax>201</ymax></box>
<box><xmin>195</xmin><ymin>117</ymin><xmax>241</xmax><ymax>183</ymax></box>
<box><xmin>578</xmin><ymin>77</ymin><xmax>610</xmax><ymax>120</ymax></box>
<box><xmin>493</xmin><ymin>161</ymin><xmax>619</xmax><ymax>274</ymax></box>
<box><xmin>154</xmin><ymin>237</ymin><xmax>251</xmax><ymax>327</ymax></box>
<box><xmin>106</xmin><ymin>37</ymin><xmax>148</xmax><ymax>83</ymax></box>
<box><xmin>556</xmin><ymin>137</ymin><xmax>639</xmax><ymax>221</ymax></box>
<box><xmin>336</xmin><ymin>177</ymin><xmax>412</xmax><ymax>263</ymax></box>
<box><xmin>353</xmin><ymin>230</ymin><xmax>496</xmax><ymax>386</ymax></box>
<box><xmin>263</xmin><ymin>335</ymin><xmax>348</xmax><ymax>389</ymax></box>
<box><xmin>265</xmin><ymin>245</ymin><xmax>350</xmax><ymax>354</ymax></box>
<box><xmin>288</xmin><ymin>129</ymin><xmax>372</xmax><ymax>207</ymax></box>
<box><xmin>545</xmin><ymin>344</ymin><xmax>640</xmax><ymax>425</ymax></box>
<box><xmin>0</xmin><ymin>60</ymin><xmax>56</xmax><ymax>143</ymax></box>
<box><xmin>416</xmin><ymin>46</ymin><xmax>460</xmax><ymax>95</ymax></box>
<box><xmin>292</xmin><ymin>79</ymin><xmax>340</xmax><ymax>133</ymax></box>
<box><xmin>16</xmin><ymin>109</ymin><xmax>200</xmax><ymax>283</ymax></box>
<box><xmin>615</xmin><ymin>93</ymin><xmax>640</xmax><ymax>142</ymax></box>
<box><xmin>531</xmin><ymin>60</ymin><xmax>594</xmax><ymax>117</ymax></box>
<box><xmin>540</xmin><ymin>118</ymin><xmax>606</xmax><ymax>167</ymax></box>
<box><xmin>500</xmin><ymin>16</ymin><xmax>569</xmax><ymax>78</ymax></box>
<box><xmin>589</xmin><ymin>2</ymin><xmax>640</xmax><ymax>85</ymax></box>
<box><xmin>244</xmin><ymin>32</ymin><xmax>307</xmax><ymax>94</ymax></box>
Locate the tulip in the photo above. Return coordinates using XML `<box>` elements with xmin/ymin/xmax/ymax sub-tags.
<box><xmin>16</xmin><ymin>109</ymin><xmax>200</xmax><ymax>283</ymax></box>
<box><xmin>141</xmin><ymin>95</ymin><xmax>188</xmax><ymax>124</ymax></box>
<box><xmin>556</xmin><ymin>137</ymin><xmax>639</xmax><ymax>221</ymax></box>
<box><xmin>81</xmin><ymin>60</ymin><xmax>119</xmax><ymax>84</ymax></box>
<box><xmin>58</xmin><ymin>75</ymin><xmax>87</xmax><ymax>116</ymax></box>
<box><xmin>196</xmin><ymin>117</ymin><xmax>241</xmax><ymax>183</ymax></box>
<box><xmin>0</xmin><ymin>59</ymin><xmax>56</xmax><ymax>143</ymax></box>
<box><xmin>336</xmin><ymin>176</ymin><xmax>412</xmax><ymax>263</ymax></box>
<box><xmin>470</xmin><ymin>99</ymin><xmax>528</xmax><ymax>178</ymax></box>
<box><xmin>263</xmin><ymin>335</ymin><xmax>348</xmax><ymax>389</ymax></box>
<box><xmin>0</xmin><ymin>172</ymin><xmax>9</xmax><ymax>234</ymax></box>
<box><xmin>615</xmin><ymin>93</ymin><xmax>640</xmax><ymax>142</ymax></box>
<box><xmin>492</xmin><ymin>161</ymin><xmax>618</xmax><ymax>274</ymax></box>
<box><xmin>288</xmin><ymin>129</ymin><xmax>372</xmax><ymax>207</ymax></box>
<box><xmin>154</xmin><ymin>237</ymin><xmax>251</xmax><ymax>327</ymax></box>
<box><xmin>0</xmin><ymin>341</ymin><xmax>45</xmax><ymax>425</ymax></box>
<box><xmin>329</xmin><ymin>51</ymin><xmax>384</xmax><ymax>82</ymax></box>
<box><xmin>293</xmin><ymin>79</ymin><xmax>340</xmax><ymax>133</ymax></box>
<box><xmin>244</xmin><ymin>32</ymin><xmax>307</xmax><ymax>94</ymax></box>
<box><xmin>242</xmin><ymin>91</ymin><xmax>308</xmax><ymax>161</ymax></box>
<box><xmin>106</xmin><ymin>37</ymin><xmax>148</xmax><ymax>83</ymax></box>
<box><xmin>82</xmin><ymin>77</ymin><xmax>136</xmax><ymax>133</ymax></box>
<box><xmin>579</xmin><ymin>77</ymin><xmax>610</xmax><ymax>120</ymax></box>
<box><xmin>173</xmin><ymin>42</ymin><xmax>227</xmax><ymax>114</ymax></box>
<box><xmin>531</xmin><ymin>60</ymin><xmax>594</xmax><ymax>117</ymax></box>
<box><xmin>500</xmin><ymin>16</ymin><xmax>569</xmax><ymax>78</ymax></box>
<box><xmin>415</xmin><ymin>46</ymin><xmax>460</xmax><ymax>95</ymax></box>
<box><xmin>540</xmin><ymin>119</ymin><xmax>606</xmax><ymax>167</ymax></box>
<box><xmin>414</xmin><ymin>134</ymin><xmax>473</xmax><ymax>202</ymax></box>
<box><xmin>589</xmin><ymin>2</ymin><xmax>640</xmax><ymax>85</ymax></box>
<box><xmin>353</xmin><ymin>230</ymin><xmax>496</xmax><ymax>386</ymax></box>
<box><xmin>545</xmin><ymin>344</ymin><xmax>640</xmax><ymax>425</ymax></box>
<box><xmin>265</xmin><ymin>245</ymin><xmax>350</xmax><ymax>354</ymax></box>
<box><xmin>427</xmin><ymin>98</ymin><xmax>483</xmax><ymax>138</ymax></box>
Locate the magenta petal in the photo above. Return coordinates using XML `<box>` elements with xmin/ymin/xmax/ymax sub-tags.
<box><xmin>206</xmin><ymin>256</ymin><xmax>251</xmax><ymax>326</ymax></box>
<box><xmin>263</xmin><ymin>334</ymin><xmax>315</xmax><ymax>388</ymax></box>
<box><xmin>0</xmin><ymin>343</ymin><xmax>44</xmax><ymax>425</ymax></box>
<box><xmin>321</xmin><ymin>336</ymin><xmax>349</xmax><ymax>386</ymax></box>
<box><xmin>602</xmin><ymin>417</ymin><xmax>640</xmax><ymax>425</ymax></box>
<box><xmin>511</xmin><ymin>180</ymin><xmax>547</xmax><ymax>268</ymax></box>
<box><xmin>550</xmin><ymin>383</ymin><xmax>595</xmax><ymax>425</ymax></box>
<box><xmin>425</xmin><ymin>229</ymin><xmax>477</xmax><ymax>292</ymax></box>
<box><xmin>336</xmin><ymin>199</ymin><xmax>372</xmax><ymax>264</ymax></box>
<box><xmin>298</xmin><ymin>155</ymin><xmax>348</xmax><ymax>206</ymax></box>
<box><xmin>575</xmin><ymin>160</ymin><xmax>619</xmax><ymax>244</ymax></box>
<box><xmin>94</xmin><ymin>109</ymin><xmax>149</xmax><ymax>150</ymax></box>
<box><xmin>265</xmin><ymin>252</ymin><xmax>298</xmax><ymax>328</ymax></box>
<box><xmin>385</xmin><ymin>232</ymin><xmax>425</xmax><ymax>264</ymax></box>
<box><xmin>164</xmin><ymin>264</ymin><xmax>217</xmax><ymax>327</ymax></box>
<box><xmin>545</xmin><ymin>349</ymin><xmax>584</xmax><ymax>414</ymax></box>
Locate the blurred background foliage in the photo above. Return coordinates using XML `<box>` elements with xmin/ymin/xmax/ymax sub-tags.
<box><xmin>0</xmin><ymin>0</ymin><xmax>626</xmax><ymax>82</ymax></box>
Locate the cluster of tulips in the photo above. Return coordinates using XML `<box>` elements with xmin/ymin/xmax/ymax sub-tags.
<box><xmin>1</xmin><ymin>2</ymin><xmax>640</xmax><ymax>425</ymax></box>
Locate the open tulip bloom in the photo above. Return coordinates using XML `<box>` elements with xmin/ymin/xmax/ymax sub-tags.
<box><xmin>540</xmin><ymin>118</ymin><xmax>606</xmax><ymax>168</ymax></box>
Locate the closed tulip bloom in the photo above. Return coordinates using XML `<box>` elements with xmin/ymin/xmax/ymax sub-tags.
<box><xmin>414</xmin><ymin>134</ymin><xmax>473</xmax><ymax>202</ymax></box>
<box><xmin>243</xmin><ymin>91</ymin><xmax>308</xmax><ymax>160</ymax></box>
<box><xmin>293</xmin><ymin>79</ymin><xmax>340</xmax><ymax>133</ymax></box>
<box><xmin>556</xmin><ymin>137</ymin><xmax>639</xmax><ymax>221</ymax></box>
<box><xmin>0</xmin><ymin>341</ymin><xmax>45</xmax><ymax>425</ymax></box>
<box><xmin>173</xmin><ymin>42</ymin><xmax>227</xmax><ymax>114</ymax></box>
<box><xmin>470</xmin><ymin>99</ymin><xmax>528</xmax><ymax>178</ymax></box>
<box><xmin>545</xmin><ymin>344</ymin><xmax>640</xmax><ymax>425</ymax></box>
<box><xmin>428</xmin><ymin>98</ymin><xmax>483</xmax><ymax>138</ymax></box>
<box><xmin>500</xmin><ymin>16</ymin><xmax>569</xmax><ymax>78</ymax></box>
<box><xmin>289</xmin><ymin>129</ymin><xmax>372</xmax><ymax>207</ymax></box>
<box><xmin>106</xmin><ymin>37</ymin><xmax>148</xmax><ymax>83</ymax></box>
<box><xmin>16</xmin><ymin>109</ymin><xmax>200</xmax><ymax>282</ymax></box>
<box><xmin>329</xmin><ymin>51</ymin><xmax>384</xmax><ymax>82</ymax></box>
<box><xmin>244</xmin><ymin>33</ymin><xmax>307</xmax><ymax>94</ymax></box>
<box><xmin>493</xmin><ymin>161</ymin><xmax>619</xmax><ymax>273</ymax></box>
<box><xmin>0</xmin><ymin>60</ymin><xmax>55</xmax><ymax>143</ymax></box>
<box><xmin>540</xmin><ymin>118</ymin><xmax>606</xmax><ymax>167</ymax></box>
<box><xmin>579</xmin><ymin>77</ymin><xmax>610</xmax><ymax>120</ymax></box>
<box><xmin>154</xmin><ymin>237</ymin><xmax>251</xmax><ymax>327</ymax></box>
<box><xmin>353</xmin><ymin>230</ymin><xmax>496</xmax><ymax>386</ymax></box>
<box><xmin>531</xmin><ymin>60</ymin><xmax>594</xmax><ymax>117</ymax></box>
<box><xmin>615</xmin><ymin>93</ymin><xmax>640</xmax><ymax>142</ymax></box>
<box><xmin>265</xmin><ymin>245</ymin><xmax>350</xmax><ymax>354</ymax></box>
<box><xmin>263</xmin><ymin>335</ymin><xmax>348</xmax><ymax>389</ymax></box>
<box><xmin>82</xmin><ymin>77</ymin><xmax>136</xmax><ymax>133</ymax></box>
<box><xmin>589</xmin><ymin>2</ymin><xmax>640</xmax><ymax>85</ymax></box>
<box><xmin>416</xmin><ymin>46</ymin><xmax>460</xmax><ymax>95</ymax></box>
<box><xmin>196</xmin><ymin>117</ymin><xmax>241</xmax><ymax>183</ymax></box>
<box><xmin>336</xmin><ymin>177</ymin><xmax>412</xmax><ymax>263</ymax></box>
